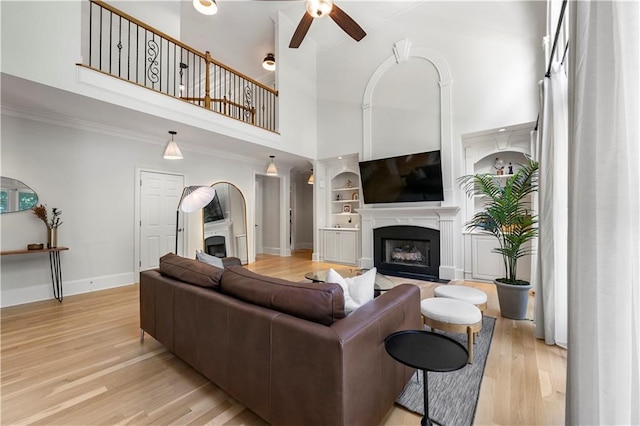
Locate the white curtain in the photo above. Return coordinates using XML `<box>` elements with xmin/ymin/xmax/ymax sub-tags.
<box><xmin>534</xmin><ymin>61</ymin><xmax>569</xmax><ymax>348</ymax></box>
<box><xmin>566</xmin><ymin>1</ymin><xmax>640</xmax><ymax>424</ymax></box>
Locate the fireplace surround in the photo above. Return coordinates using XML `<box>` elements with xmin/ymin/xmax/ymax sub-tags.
<box><xmin>358</xmin><ymin>205</ymin><xmax>459</xmax><ymax>280</ymax></box>
<box><xmin>374</xmin><ymin>225</ymin><xmax>440</xmax><ymax>280</ymax></box>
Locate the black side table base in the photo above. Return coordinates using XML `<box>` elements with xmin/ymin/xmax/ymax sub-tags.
<box><xmin>49</xmin><ymin>250</ymin><xmax>63</xmax><ymax>302</ymax></box>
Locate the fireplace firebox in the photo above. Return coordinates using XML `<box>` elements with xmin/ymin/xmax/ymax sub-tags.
<box><xmin>374</xmin><ymin>226</ymin><xmax>440</xmax><ymax>281</ymax></box>
<box><xmin>205</xmin><ymin>235</ymin><xmax>226</xmax><ymax>258</ymax></box>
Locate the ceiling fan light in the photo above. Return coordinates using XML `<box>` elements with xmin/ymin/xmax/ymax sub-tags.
<box><xmin>262</xmin><ymin>53</ymin><xmax>276</xmax><ymax>71</ymax></box>
<box><xmin>193</xmin><ymin>0</ymin><xmax>217</xmax><ymax>16</ymax></box>
<box><xmin>306</xmin><ymin>0</ymin><xmax>333</xmax><ymax>18</ymax></box>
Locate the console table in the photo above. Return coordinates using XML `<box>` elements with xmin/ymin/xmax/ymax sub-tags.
<box><xmin>0</xmin><ymin>247</ymin><xmax>69</xmax><ymax>302</ymax></box>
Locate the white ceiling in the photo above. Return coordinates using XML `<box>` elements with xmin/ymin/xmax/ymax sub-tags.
<box><xmin>179</xmin><ymin>0</ymin><xmax>422</xmax><ymax>81</ymax></box>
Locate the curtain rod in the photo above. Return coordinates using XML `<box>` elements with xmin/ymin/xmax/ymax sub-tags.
<box><xmin>545</xmin><ymin>0</ymin><xmax>568</xmax><ymax>78</ymax></box>
<box><xmin>536</xmin><ymin>0</ymin><xmax>569</xmax><ymax>131</ymax></box>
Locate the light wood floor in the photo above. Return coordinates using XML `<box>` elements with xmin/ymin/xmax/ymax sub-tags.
<box><xmin>1</xmin><ymin>250</ymin><xmax>566</xmax><ymax>425</ymax></box>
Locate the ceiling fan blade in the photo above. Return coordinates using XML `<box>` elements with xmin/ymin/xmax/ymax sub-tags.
<box><xmin>329</xmin><ymin>3</ymin><xmax>366</xmax><ymax>42</ymax></box>
<box><xmin>289</xmin><ymin>13</ymin><xmax>314</xmax><ymax>48</ymax></box>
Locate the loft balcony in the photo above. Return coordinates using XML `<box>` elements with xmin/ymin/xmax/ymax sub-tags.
<box><xmin>2</xmin><ymin>0</ymin><xmax>316</xmax><ymax>160</ymax></box>
<box><xmin>79</xmin><ymin>0</ymin><xmax>278</xmax><ymax>133</ymax></box>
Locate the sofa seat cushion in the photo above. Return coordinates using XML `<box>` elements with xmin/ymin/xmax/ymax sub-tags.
<box><xmin>159</xmin><ymin>253</ymin><xmax>223</xmax><ymax>289</ymax></box>
<box><xmin>220</xmin><ymin>266</ymin><xmax>346</xmax><ymax>326</ymax></box>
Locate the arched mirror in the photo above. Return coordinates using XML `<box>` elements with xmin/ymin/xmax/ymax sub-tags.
<box><xmin>1</xmin><ymin>177</ymin><xmax>39</xmax><ymax>214</ymax></box>
<box><xmin>202</xmin><ymin>182</ymin><xmax>248</xmax><ymax>264</ymax></box>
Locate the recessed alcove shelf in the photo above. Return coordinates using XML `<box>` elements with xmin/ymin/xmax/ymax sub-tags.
<box><xmin>461</xmin><ymin>121</ymin><xmax>536</xmax><ymax>282</ymax></box>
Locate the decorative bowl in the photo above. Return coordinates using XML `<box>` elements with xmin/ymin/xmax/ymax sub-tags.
<box><xmin>27</xmin><ymin>243</ymin><xmax>44</xmax><ymax>250</ymax></box>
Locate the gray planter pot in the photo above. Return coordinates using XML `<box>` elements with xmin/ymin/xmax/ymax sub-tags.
<box><xmin>493</xmin><ymin>279</ymin><xmax>532</xmax><ymax>320</ymax></box>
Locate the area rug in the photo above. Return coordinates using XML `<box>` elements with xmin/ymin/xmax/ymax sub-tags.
<box><xmin>395</xmin><ymin>315</ymin><xmax>496</xmax><ymax>425</ymax></box>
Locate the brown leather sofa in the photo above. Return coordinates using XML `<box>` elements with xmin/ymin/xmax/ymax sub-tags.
<box><xmin>140</xmin><ymin>253</ymin><xmax>421</xmax><ymax>425</ymax></box>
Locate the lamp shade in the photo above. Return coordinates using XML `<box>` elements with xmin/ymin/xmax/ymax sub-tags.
<box><xmin>179</xmin><ymin>186</ymin><xmax>216</xmax><ymax>213</ymax></box>
<box><xmin>262</xmin><ymin>53</ymin><xmax>276</xmax><ymax>71</ymax></box>
<box><xmin>163</xmin><ymin>131</ymin><xmax>183</xmax><ymax>160</ymax></box>
<box><xmin>307</xmin><ymin>169</ymin><xmax>314</xmax><ymax>185</ymax></box>
<box><xmin>266</xmin><ymin>155</ymin><xmax>278</xmax><ymax>176</ymax></box>
<box><xmin>193</xmin><ymin>0</ymin><xmax>217</xmax><ymax>15</ymax></box>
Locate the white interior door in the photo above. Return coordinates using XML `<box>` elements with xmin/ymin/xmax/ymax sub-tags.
<box><xmin>254</xmin><ymin>176</ymin><xmax>264</xmax><ymax>255</ymax></box>
<box><xmin>139</xmin><ymin>171</ymin><xmax>184</xmax><ymax>270</ymax></box>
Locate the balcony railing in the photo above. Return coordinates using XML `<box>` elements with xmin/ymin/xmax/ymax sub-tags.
<box><xmin>81</xmin><ymin>0</ymin><xmax>278</xmax><ymax>132</ymax></box>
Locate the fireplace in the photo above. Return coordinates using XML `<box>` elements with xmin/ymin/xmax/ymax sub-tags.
<box><xmin>205</xmin><ymin>235</ymin><xmax>226</xmax><ymax>258</ymax></box>
<box><xmin>374</xmin><ymin>226</ymin><xmax>440</xmax><ymax>280</ymax></box>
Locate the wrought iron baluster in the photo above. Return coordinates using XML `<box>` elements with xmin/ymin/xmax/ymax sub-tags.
<box><xmin>99</xmin><ymin>6</ymin><xmax>102</xmax><ymax>70</ymax></box>
<box><xmin>89</xmin><ymin>2</ymin><xmax>93</xmax><ymax>68</ymax></box>
<box><xmin>117</xmin><ymin>15</ymin><xmax>122</xmax><ymax>77</ymax></box>
<box><xmin>109</xmin><ymin>10</ymin><xmax>112</xmax><ymax>73</ymax></box>
<box><xmin>127</xmin><ymin>20</ymin><xmax>131</xmax><ymax>80</ymax></box>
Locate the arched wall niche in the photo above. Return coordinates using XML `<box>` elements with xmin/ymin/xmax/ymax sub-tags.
<box><xmin>362</xmin><ymin>39</ymin><xmax>454</xmax><ymax>204</ymax></box>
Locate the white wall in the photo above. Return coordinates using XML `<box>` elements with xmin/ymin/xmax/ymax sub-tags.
<box><xmin>1</xmin><ymin>1</ymin><xmax>82</xmax><ymax>90</ymax></box>
<box><xmin>261</xmin><ymin>176</ymin><xmax>281</xmax><ymax>254</ymax></box>
<box><xmin>0</xmin><ymin>112</ymin><xmax>260</xmax><ymax>307</ymax></box>
<box><xmin>316</xmin><ymin>1</ymin><xmax>545</xmax><ymax>160</ymax></box>
<box><xmin>292</xmin><ymin>174</ymin><xmax>314</xmax><ymax>249</ymax></box>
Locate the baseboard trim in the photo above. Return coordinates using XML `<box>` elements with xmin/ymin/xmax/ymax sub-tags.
<box><xmin>0</xmin><ymin>272</ymin><xmax>135</xmax><ymax>308</ymax></box>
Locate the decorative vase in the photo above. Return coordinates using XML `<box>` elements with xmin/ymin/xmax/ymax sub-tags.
<box><xmin>47</xmin><ymin>228</ymin><xmax>58</xmax><ymax>248</ymax></box>
<box><xmin>493</xmin><ymin>279</ymin><xmax>532</xmax><ymax>320</ymax></box>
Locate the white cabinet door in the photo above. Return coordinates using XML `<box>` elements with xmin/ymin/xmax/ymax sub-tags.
<box><xmin>322</xmin><ymin>230</ymin><xmax>358</xmax><ymax>265</ymax></box>
<box><xmin>471</xmin><ymin>234</ymin><xmax>505</xmax><ymax>280</ymax></box>
<box><xmin>471</xmin><ymin>234</ymin><xmax>532</xmax><ymax>282</ymax></box>
<box><xmin>339</xmin><ymin>231</ymin><xmax>357</xmax><ymax>264</ymax></box>
<box><xmin>323</xmin><ymin>230</ymin><xmax>340</xmax><ymax>262</ymax></box>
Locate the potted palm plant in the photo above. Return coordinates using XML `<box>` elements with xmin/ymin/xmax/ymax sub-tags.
<box><xmin>459</xmin><ymin>158</ymin><xmax>539</xmax><ymax>319</ymax></box>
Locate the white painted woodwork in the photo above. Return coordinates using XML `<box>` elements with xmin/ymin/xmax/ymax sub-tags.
<box><xmin>321</xmin><ymin>229</ymin><xmax>359</xmax><ymax>265</ymax></box>
<box><xmin>204</xmin><ymin>219</ymin><xmax>233</xmax><ymax>258</ymax></box>
<box><xmin>358</xmin><ymin>205</ymin><xmax>459</xmax><ymax>280</ymax></box>
<box><xmin>140</xmin><ymin>171</ymin><xmax>184</xmax><ymax>269</ymax></box>
<box><xmin>461</xmin><ymin>122</ymin><xmax>535</xmax><ymax>282</ymax></box>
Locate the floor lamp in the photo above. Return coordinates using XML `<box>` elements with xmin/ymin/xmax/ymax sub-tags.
<box><xmin>175</xmin><ymin>186</ymin><xmax>216</xmax><ymax>254</ymax></box>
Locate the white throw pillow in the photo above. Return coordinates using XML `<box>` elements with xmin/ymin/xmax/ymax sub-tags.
<box><xmin>326</xmin><ymin>267</ymin><xmax>377</xmax><ymax>314</ymax></box>
<box><xmin>195</xmin><ymin>250</ymin><xmax>225</xmax><ymax>269</ymax></box>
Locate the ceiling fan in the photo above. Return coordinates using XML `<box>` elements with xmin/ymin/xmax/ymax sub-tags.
<box><xmin>289</xmin><ymin>0</ymin><xmax>367</xmax><ymax>48</ymax></box>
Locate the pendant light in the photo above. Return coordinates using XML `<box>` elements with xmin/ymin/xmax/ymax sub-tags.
<box><xmin>193</xmin><ymin>0</ymin><xmax>217</xmax><ymax>15</ymax></box>
<box><xmin>163</xmin><ymin>131</ymin><xmax>183</xmax><ymax>160</ymax></box>
<box><xmin>307</xmin><ymin>168</ymin><xmax>314</xmax><ymax>185</ymax></box>
<box><xmin>262</xmin><ymin>53</ymin><xmax>276</xmax><ymax>71</ymax></box>
<box><xmin>266</xmin><ymin>155</ymin><xmax>278</xmax><ymax>176</ymax></box>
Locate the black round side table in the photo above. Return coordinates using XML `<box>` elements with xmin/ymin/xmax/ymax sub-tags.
<box><xmin>385</xmin><ymin>330</ymin><xmax>468</xmax><ymax>426</ymax></box>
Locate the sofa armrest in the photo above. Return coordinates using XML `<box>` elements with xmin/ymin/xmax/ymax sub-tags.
<box><xmin>222</xmin><ymin>256</ymin><xmax>242</xmax><ymax>268</ymax></box>
<box><xmin>331</xmin><ymin>283</ymin><xmax>422</xmax><ymax>425</ymax></box>
<box><xmin>269</xmin><ymin>283</ymin><xmax>421</xmax><ymax>426</ymax></box>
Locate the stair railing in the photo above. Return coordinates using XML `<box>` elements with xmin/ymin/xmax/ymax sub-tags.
<box><xmin>81</xmin><ymin>0</ymin><xmax>278</xmax><ymax>132</ymax></box>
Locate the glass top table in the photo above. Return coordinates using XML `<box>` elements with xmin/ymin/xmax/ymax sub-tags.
<box><xmin>304</xmin><ymin>269</ymin><xmax>394</xmax><ymax>292</ymax></box>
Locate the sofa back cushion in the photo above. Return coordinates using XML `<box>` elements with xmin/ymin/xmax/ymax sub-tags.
<box><xmin>159</xmin><ymin>253</ymin><xmax>223</xmax><ymax>290</ymax></box>
<box><xmin>220</xmin><ymin>266</ymin><xmax>346</xmax><ymax>326</ymax></box>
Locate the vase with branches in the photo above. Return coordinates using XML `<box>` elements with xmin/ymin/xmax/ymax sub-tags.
<box><xmin>32</xmin><ymin>204</ymin><xmax>63</xmax><ymax>248</ymax></box>
<box><xmin>459</xmin><ymin>158</ymin><xmax>539</xmax><ymax>318</ymax></box>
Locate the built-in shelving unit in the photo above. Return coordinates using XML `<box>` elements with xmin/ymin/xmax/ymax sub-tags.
<box><xmin>315</xmin><ymin>154</ymin><xmax>362</xmax><ymax>265</ymax></box>
<box><xmin>330</xmin><ymin>172</ymin><xmax>361</xmax><ymax>229</ymax></box>
<box><xmin>461</xmin><ymin>122</ymin><xmax>535</xmax><ymax>282</ymax></box>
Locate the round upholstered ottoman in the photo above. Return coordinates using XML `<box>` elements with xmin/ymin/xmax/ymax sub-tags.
<box><xmin>420</xmin><ymin>298</ymin><xmax>482</xmax><ymax>364</ymax></box>
<box><xmin>434</xmin><ymin>284</ymin><xmax>488</xmax><ymax>312</ymax></box>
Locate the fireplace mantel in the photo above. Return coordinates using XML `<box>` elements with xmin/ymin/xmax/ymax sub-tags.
<box><xmin>357</xmin><ymin>205</ymin><xmax>459</xmax><ymax>280</ymax></box>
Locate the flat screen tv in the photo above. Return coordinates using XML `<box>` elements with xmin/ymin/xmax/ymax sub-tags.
<box><xmin>203</xmin><ymin>192</ymin><xmax>225</xmax><ymax>223</ymax></box>
<box><xmin>358</xmin><ymin>150</ymin><xmax>444</xmax><ymax>204</ymax></box>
